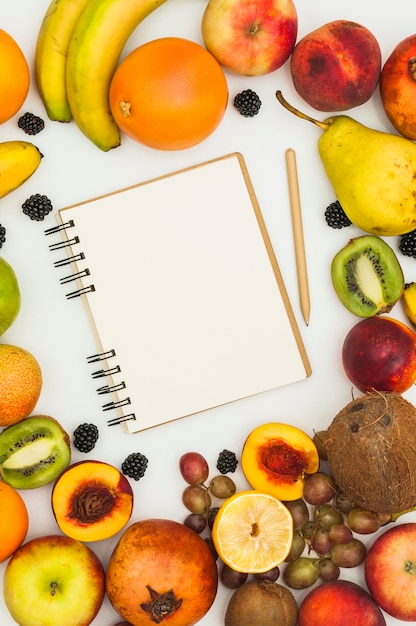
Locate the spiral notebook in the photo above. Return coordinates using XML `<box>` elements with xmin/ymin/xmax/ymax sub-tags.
<box><xmin>46</xmin><ymin>153</ymin><xmax>311</xmax><ymax>433</ymax></box>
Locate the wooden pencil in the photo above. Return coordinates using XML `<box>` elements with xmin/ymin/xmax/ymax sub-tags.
<box><xmin>285</xmin><ymin>148</ymin><xmax>311</xmax><ymax>325</ymax></box>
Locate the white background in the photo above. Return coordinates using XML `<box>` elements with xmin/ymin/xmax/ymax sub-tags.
<box><xmin>1</xmin><ymin>0</ymin><xmax>416</xmax><ymax>624</ymax></box>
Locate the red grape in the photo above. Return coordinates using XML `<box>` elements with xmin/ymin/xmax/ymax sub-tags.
<box><xmin>179</xmin><ymin>452</ymin><xmax>209</xmax><ymax>485</ymax></box>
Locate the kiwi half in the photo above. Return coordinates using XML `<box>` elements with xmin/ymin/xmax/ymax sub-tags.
<box><xmin>331</xmin><ymin>235</ymin><xmax>404</xmax><ymax>317</ymax></box>
<box><xmin>0</xmin><ymin>415</ymin><xmax>71</xmax><ymax>489</ymax></box>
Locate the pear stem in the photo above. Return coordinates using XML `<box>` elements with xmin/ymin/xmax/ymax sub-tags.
<box><xmin>275</xmin><ymin>91</ymin><xmax>330</xmax><ymax>131</ymax></box>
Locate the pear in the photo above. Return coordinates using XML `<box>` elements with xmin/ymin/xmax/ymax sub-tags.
<box><xmin>0</xmin><ymin>257</ymin><xmax>20</xmax><ymax>336</ymax></box>
<box><xmin>276</xmin><ymin>91</ymin><xmax>416</xmax><ymax>236</ymax></box>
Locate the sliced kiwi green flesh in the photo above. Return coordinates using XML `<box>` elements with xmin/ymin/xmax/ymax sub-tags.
<box><xmin>331</xmin><ymin>235</ymin><xmax>404</xmax><ymax>317</ymax></box>
<box><xmin>0</xmin><ymin>415</ymin><xmax>71</xmax><ymax>489</ymax></box>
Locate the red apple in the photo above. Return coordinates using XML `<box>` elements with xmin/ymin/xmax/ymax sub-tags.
<box><xmin>365</xmin><ymin>523</ymin><xmax>416</xmax><ymax>621</ymax></box>
<box><xmin>342</xmin><ymin>316</ymin><xmax>416</xmax><ymax>393</ymax></box>
<box><xmin>201</xmin><ymin>0</ymin><xmax>298</xmax><ymax>76</ymax></box>
<box><xmin>290</xmin><ymin>20</ymin><xmax>381</xmax><ymax>111</ymax></box>
<box><xmin>3</xmin><ymin>534</ymin><xmax>105</xmax><ymax>626</ymax></box>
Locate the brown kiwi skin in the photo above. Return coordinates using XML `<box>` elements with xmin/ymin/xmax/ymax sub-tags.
<box><xmin>331</xmin><ymin>235</ymin><xmax>404</xmax><ymax>318</ymax></box>
<box><xmin>225</xmin><ymin>579</ymin><xmax>298</xmax><ymax>626</ymax></box>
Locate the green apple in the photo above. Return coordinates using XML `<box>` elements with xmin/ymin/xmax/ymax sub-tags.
<box><xmin>3</xmin><ymin>534</ymin><xmax>105</xmax><ymax>626</ymax></box>
<box><xmin>0</xmin><ymin>256</ymin><xmax>20</xmax><ymax>335</ymax></box>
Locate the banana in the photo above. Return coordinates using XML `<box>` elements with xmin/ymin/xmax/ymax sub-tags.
<box><xmin>0</xmin><ymin>142</ymin><xmax>42</xmax><ymax>200</ymax></box>
<box><xmin>35</xmin><ymin>0</ymin><xmax>91</xmax><ymax>122</ymax></box>
<box><xmin>402</xmin><ymin>282</ymin><xmax>416</xmax><ymax>326</ymax></box>
<box><xmin>66</xmin><ymin>0</ymin><xmax>169</xmax><ymax>151</ymax></box>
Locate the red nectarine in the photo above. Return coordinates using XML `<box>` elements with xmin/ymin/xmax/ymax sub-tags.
<box><xmin>290</xmin><ymin>20</ymin><xmax>381</xmax><ymax>111</ymax></box>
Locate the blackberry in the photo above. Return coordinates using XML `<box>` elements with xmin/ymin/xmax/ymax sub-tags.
<box><xmin>324</xmin><ymin>200</ymin><xmax>352</xmax><ymax>229</ymax></box>
<box><xmin>0</xmin><ymin>224</ymin><xmax>6</xmax><ymax>248</ymax></box>
<box><xmin>22</xmin><ymin>194</ymin><xmax>53</xmax><ymax>221</ymax></box>
<box><xmin>216</xmin><ymin>449</ymin><xmax>238</xmax><ymax>474</ymax></box>
<box><xmin>73</xmin><ymin>423</ymin><xmax>99</xmax><ymax>453</ymax></box>
<box><xmin>233</xmin><ymin>89</ymin><xmax>261</xmax><ymax>117</ymax></box>
<box><xmin>18</xmin><ymin>112</ymin><xmax>45</xmax><ymax>135</ymax></box>
<box><xmin>122</xmin><ymin>452</ymin><xmax>148</xmax><ymax>481</ymax></box>
<box><xmin>399</xmin><ymin>230</ymin><xmax>416</xmax><ymax>258</ymax></box>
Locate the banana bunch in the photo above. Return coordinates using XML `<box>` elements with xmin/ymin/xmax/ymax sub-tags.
<box><xmin>0</xmin><ymin>141</ymin><xmax>42</xmax><ymax>199</ymax></box>
<box><xmin>35</xmin><ymin>0</ymin><xmax>169</xmax><ymax>151</ymax></box>
<box><xmin>402</xmin><ymin>282</ymin><xmax>416</xmax><ymax>326</ymax></box>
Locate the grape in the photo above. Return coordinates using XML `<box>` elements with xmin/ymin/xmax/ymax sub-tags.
<box><xmin>312</xmin><ymin>430</ymin><xmax>328</xmax><ymax>461</ymax></box>
<box><xmin>182</xmin><ymin>485</ymin><xmax>211</xmax><ymax>514</ymax></box>
<box><xmin>179</xmin><ymin>452</ymin><xmax>209</xmax><ymax>485</ymax></box>
<box><xmin>207</xmin><ymin>507</ymin><xmax>219</xmax><ymax>530</ymax></box>
<box><xmin>347</xmin><ymin>507</ymin><xmax>381</xmax><ymax>534</ymax></box>
<box><xmin>328</xmin><ymin>523</ymin><xmax>353</xmax><ymax>545</ymax></box>
<box><xmin>254</xmin><ymin>566</ymin><xmax>280</xmax><ymax>582</ymax></box>
<box><xmin>285</xmin><ymin>531</ymin><xmax>306</xmax><ymax>562</ymax></box>
<box><xmin>184</xmin><ymin>513</ymin><xmax>206</xmax><ymax>534</ymax></box>
<box><xmin>283</xmin><ymin>498</ymin><xmax>310</xmax><ymax>530</ymax></box>
<box><xmin>220</xmin><ymin>563</ymin><xmax>248</xmax><ymax>589</ymax></box>
<box><xmin>283</xmin><ymin>557</ymin><xmax>320</xmax><ymax>589</ymax></box>
<box><xmin>314</xmin><ymin>504</ymin><xmax>343</xmax><ymax>530</ymax></box>
<box><xmin>319</xmin><ymin>558</ymin><xmax>340</xmax><ymax>581</ymax></box>
<box><xmin>301</xmin><ymin>520</ymin><xmax>315</xmax><ymax>541</ymax></box>
<box><xmin>334</xmin><ymin>492</ymin><xmax>354</xmax><ymax>514</ymax></box>
<box><xmin>204</xmin><ymin>537</ymin><xmax>218</xmax><ymax>560</ymax></box>
<box><xmin>303</xmin><ymin>472</ymin><xmax>336</xmax><ymax>506</ymax></box>
<box><xmin>209</xmin><ymin>475</ymin><xmax>236</xmax><ymax>499</ymax></box>
<box><xmin>311</xmin><ymin>528</ymin><xmax>332</xmax><ymax>556</ymax></box>
<box><xmin>330</xmin><ymin>538</ymin><xmax>367</xmax><ymax>568</ymax></box>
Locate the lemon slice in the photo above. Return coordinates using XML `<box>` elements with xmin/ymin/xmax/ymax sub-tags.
<box><xmin>211</xmin><ymin>489</ymin><xmax>293</xmax><ymax>574</ymax></box>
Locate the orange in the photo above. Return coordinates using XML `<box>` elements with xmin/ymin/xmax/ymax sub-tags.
<box><xmin>109</xmin><ymin>37</ymin><xmax>228</xmax><ymax>150</ymax></box>
<box><xmin>0</xmin><ymin>29</ymin><xmax>30</xmax><ymax>124</ymax></box>
<box><xmin>0</xmin><ymin>481</ymin><xmax>28</xmax><ymax>562</ymax></box>
<box><xmin>0</xmin><ymin>344</ymin><xmax>43</xmax><ymax>427</ymax></box>
<box><xmin>212</xmin><ymin>490</ymin><xmax>293</xmax><ymax>574</ymax></box>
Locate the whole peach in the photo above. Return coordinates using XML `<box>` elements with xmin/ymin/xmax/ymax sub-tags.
<box><xmin>298</xmin><ymin>580</ymin><xmax>386</xmax><ymax>626</ymax></box>
<box><xmin>290</xmin><ymin>20</ymin><xmax>381</xmax><ymax>111</ymax></box>
<box><xmin>380</xmin><ymin>34</ymin><xmax>416</xmax><ymax>139</ymax></box>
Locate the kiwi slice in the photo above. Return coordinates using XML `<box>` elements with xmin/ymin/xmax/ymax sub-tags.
<box><xmin>331</xmin><ymin>235</ymin><xmax>404</xmax><ymax>317</ymax></box>
<box><xmin>0</xmin><ymin>415</ymin><xmax>71</xmax><ymax>489</ymax></box>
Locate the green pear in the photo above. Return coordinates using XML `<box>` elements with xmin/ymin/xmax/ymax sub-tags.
<box><xmin>276</xmin><ymin>91</ymin><xmax>416</xmax><ymax>236</ymax></box>
<box><xmin>0</xmin><ymin>257</ymin><xmax>21</xmax><ymax>335</ymax></box>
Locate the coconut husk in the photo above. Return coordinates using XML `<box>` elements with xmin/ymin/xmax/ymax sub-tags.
<box><xmin>325</xmin><ymin>391</ymin><xmax>416</xmax><ymax>515</ymax></box>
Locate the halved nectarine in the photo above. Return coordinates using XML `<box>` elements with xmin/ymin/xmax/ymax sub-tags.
<box><xmin>51</xmin><ymin>460</ymin><xmax>133</xmax><ymax>542</ymax></box>
<box><xmin>241</xmin><ymin>423</ymin><xmax>319</xmax><ymax>501</ymax></box>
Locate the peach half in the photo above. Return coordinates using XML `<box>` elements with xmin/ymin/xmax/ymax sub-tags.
<box><xmin>51</xmin><ymin>460</ymin><xmax>133</xmax><ymax>542</ymax></box>
<box><xmin>241</xmin><ymin>423</ymin><xmax>319</xmax><ymax>501</ymax></box>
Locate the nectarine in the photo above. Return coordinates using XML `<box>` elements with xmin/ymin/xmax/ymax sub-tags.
<box><xmin>290</xmin><ymin>20</ymin><xmax>381</xmax><ymax>111</ymax></box>
<box><xmin>298</xmin><ymin>580</ymin><xmax>386</xmax><ymax>626</ymax></box>
<box><xmin>380</xmin><ymin>34</ymin><xmax>416</xmax><ymax>139</ymax></box>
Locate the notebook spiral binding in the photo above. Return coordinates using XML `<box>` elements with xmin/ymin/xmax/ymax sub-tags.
<box><xmin>44</xmin><ymin>220</ymin><xmax>95</xmax><ymax>299</ymax></box>
<box><xmin>87</xmin><ymin>350</ymin><xmax>136</xmax><ymax>427</ymax></box>
<box><xmin>45</xmin><ymin>224</ymin><xmax>136</xmax><ymax>427</ymax></box>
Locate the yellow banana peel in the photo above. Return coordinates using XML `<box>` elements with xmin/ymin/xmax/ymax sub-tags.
<box><xmin>0</xmin><ymin>141</ymin><xmax>42</xmax><ymax>200</ymax></box>
<box><xmin>66</xmin><ymin>0</ymin><xmax>169</xmax><ymax>151</ymax></box>
<box><xmin>35</xmin><ymin>0</ymin><xmax>91</xmax><ymax>122</ymax></box>
<box><xmin>402</xmin><ymin>282</ymin><xmax>416</xmax><ymax>326</ymax></box>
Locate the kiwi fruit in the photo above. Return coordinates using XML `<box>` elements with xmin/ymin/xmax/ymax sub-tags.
<box><xmin>331</xmin><ymin>235</ymin><xmax>404</xmax><ymax>317</ymax></box>
<box><xmin>224</xmin><ymin>580</ymin><xmax>297</xmax><ymax>626</ymax></box>
<box><xmin>0</xmin><ymin>415</ymin><xmax>71</xmax><ymax>489</ymax></box>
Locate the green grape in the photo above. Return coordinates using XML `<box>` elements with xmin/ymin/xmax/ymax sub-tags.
<box><xmin>283</xmin><ymin>557</ymin><xmax>320</xmax><ymax>589</ymax></box>
<box><xmin>209</xmin><ymin>475</ymin><xmax>236</xmax><ymax>499</ymax></box>
<box><xmin>182</xmin><ymin>485</ymin><xmax>211</xmax><ymax>514</ymax></box>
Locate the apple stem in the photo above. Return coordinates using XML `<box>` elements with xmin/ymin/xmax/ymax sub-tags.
<box><xmin>275</xmin><ymin>91</ymin><xmax>330</xmax><ymax>131</ymax></box>
<box><xmin>50</xmin><ymin>581</ymin><xmax>58</xmax><ymax>596</ymax></box>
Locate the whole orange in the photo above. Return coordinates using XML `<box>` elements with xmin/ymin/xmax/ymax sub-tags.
<box><xmin>109</xmin><ymin>37</ymin><xmax>228</xmax><ymax>150</ymax></box>
<box><xmin>0</xmin><ymin>344</ymin><xmax>42</xmax><ymax>426</ymax></box>
<box><xmin>0</xmin><ymin>481</ymin><xmax>29</xmax><ymax>562</ymax></box>
<box><xmin>0</xmin><ymin>29</ymin><xmax>30</xmax><ymax>124</ymax></box>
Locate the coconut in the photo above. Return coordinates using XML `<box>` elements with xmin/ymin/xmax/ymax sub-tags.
<box><xmin>224</xmin><ymin>580</ymin><xmax>297</xmax><ymax>626</ymax></box>
<box><xmin>325</xmin><ymin>392</ymin><xmax>416</xmax><ymax>515</ymax></box>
